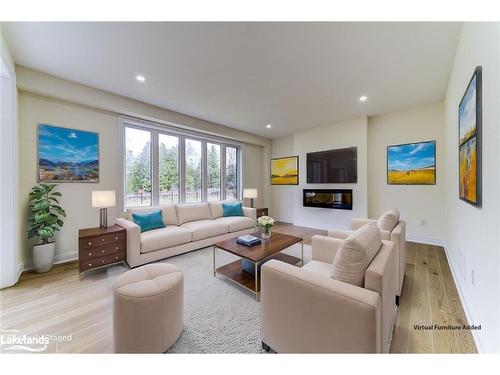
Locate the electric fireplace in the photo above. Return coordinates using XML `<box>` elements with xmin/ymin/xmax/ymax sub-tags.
<box><xmin>303</xmin><ymin>189</ymin><xmax>353</xmax><ymax>210</ymax></box>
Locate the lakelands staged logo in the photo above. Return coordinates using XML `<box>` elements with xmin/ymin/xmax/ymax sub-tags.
<box><xmin>0</xmin><ymin>329</ymin><xmax>72</xmax><ymax>352</ymax></box>
<box><xmin>413</xmin><ymin>324</ymin><xmax>481</xmax><ymax>331</ymax></box>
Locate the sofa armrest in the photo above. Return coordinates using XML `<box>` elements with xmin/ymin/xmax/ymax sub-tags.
<box><xmin>327</xmin><ymin>228</ymin><xmax>351</xmax><ymax>239</ymax></box>
<box><xmin>391</xmin><ymin>220</ymin><xmax>406</xmax><ymax>295</ymax></box>
<box><xmin>242</xmin><ymin>207</ymin><xmax>256</xmax><ymax>222</ymax></box>
<box><xmin>364</xmin><ymin>240</ymin><xmax>396</xmax><ymax>353</ymax></box>
<box><xmin>311</xmin><ymin>235</ymin><xmax>343</xmax><ymax>263</ymax></box>
<box><xmin>261</xmin><ymin>260</ymin><xmax>381</xmax><ymax>353</ymax></box>
<box><xmin>116</xmin><ymin>218</ymin><xmax>141</xmax><ymax>268</ymax></box>
<box><xmin>350</xmin><ymin>218</ymin><xmax>375</xmax><ymax>230</ymax></box>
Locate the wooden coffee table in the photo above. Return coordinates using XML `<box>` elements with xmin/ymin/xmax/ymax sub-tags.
<box><xmin>213</xmin><ymin>232</ymin><xmax>303</xmax><ymax>301</ymax></box>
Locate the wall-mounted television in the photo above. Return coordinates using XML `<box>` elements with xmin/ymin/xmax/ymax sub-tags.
<box><xmin>306</xmin><ymin>147</ymin><xmax>357</xmax><ymax>183</ymax></box>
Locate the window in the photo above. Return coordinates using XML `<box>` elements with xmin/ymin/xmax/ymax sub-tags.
<box><xmin>225</xmin><ymin>146</ymin><xmax>238</xmax><ymax>200</ymax></box>
<box><xmin>185</xmin><ymin>139</ymin><xmax>202</xmax><ymax>203</ymax></box>
<box><xmin>121</xmin><ymin>118</ymin><xmax>241</xmax><ymax>209</ymax></box>
<box><xmin>159</xmin><ymin>134</ymin><xmax>179</xmax><ymax>205</ymax></box>
<box><xmin>207</xmin><ymin>143</ymin><xmax>221</xmax><ymax>201</ymax></box>
<box><xmin>125</xmin><ymin>127</ymin><xmax>152</xmax><ymax>207</ymax></box>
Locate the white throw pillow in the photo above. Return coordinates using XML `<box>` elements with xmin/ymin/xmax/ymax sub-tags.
<box><xmin>377</xmin><ymin>208</ymin><xmax>400</xmax><ymax>232</ymax></box>
<box><xmin>331</xmin><ymin>222</ymin><xmax>382</xmax><ymax>287</ymax></box>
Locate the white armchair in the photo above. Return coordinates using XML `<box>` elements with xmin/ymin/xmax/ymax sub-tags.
<box><xmin>260</xmin><ymin>231</ymin><xmax>396</xmax><ymax>353</ymax></box>
<box><xmin>328</xmin><ymin>210</ymin><xmax>406</xmax><ymax>299</ymax></box>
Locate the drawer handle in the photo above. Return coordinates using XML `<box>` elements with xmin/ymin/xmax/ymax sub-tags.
<box><xmin>88</xmin><ymin>242</ymin><xmax>92</xmax><ymax>246</ymax></box>
<box><xmin>115</xmin><ymin>246</ymin><xmax>118</xmax><ymax>250</ymax></box>
<box><xmin>101</xmin><ymin>260</ymin><xmax>105</xmax><ymax>263</ymax></box>
<box><xmin>88</xmin><ymin>253</ymin><xmax>92</xmax><ymax>256</ymax></box>
<box><xmin>115</xmin><ymin>236</ymin><xmax>119</xmax><ymax>240</ymax></box>
<box><xmin>102</xmin><ymin>238</ymin><xmax>105</xmax><ymax>242</ymax></box>
<box><xmin>102</xmin><ymin>250</ymin><xmax>105</xmax><ymax>253</ymax></box>
<box><xmin>88</xmin><ymin>263</ymin><xmax>92</xmax><ymax>267</ymax></box>
<box><xmin>115</xmin><ymin>256</ymin><xmax>118</xmax><ymax>260</ymax></box>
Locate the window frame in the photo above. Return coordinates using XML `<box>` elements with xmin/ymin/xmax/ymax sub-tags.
<box><xmin>119</xmin><ymin>116</ymin><xmax>242</xmax><ymax>213</ymax></box>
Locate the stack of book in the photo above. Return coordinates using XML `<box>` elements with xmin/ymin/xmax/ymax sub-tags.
<box><xmin>236</xmin><ymin>234</ymin><xmax>261</xmax><ymax>247</ymax></box>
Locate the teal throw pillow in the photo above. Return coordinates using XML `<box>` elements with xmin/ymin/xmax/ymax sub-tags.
<box><xmin>132</xmin><ymin>210</ymin><xmax>165</xmax><ymax>233</ymax></box>
<box><xmin>222</xmin><ymin>202</ymin><xmax>244</xmax><ymax>217</ymax></box>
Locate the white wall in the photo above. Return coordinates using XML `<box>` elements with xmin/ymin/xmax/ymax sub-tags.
<box><xmin>368</xmin><ymin>102</ymin><xmax>445</xmax><ymax>244</ymax></box>
<box><xmin>19</xmin><ymin>93</ymin><xmax>120</xmax><ymax>267</ymax></box>
<box><xmin>0</xmin><ymin>27</ymin><xmax>20</xmax><ymax>288</ymax></box>
<box><xmin>270</xmin><ymin>117</ymin><xmax>368</xmax><ymax>230</ymax></box>
<box><xmin>443</xmin><ymin>23</ymin><xmax>500</xmax><ymax>353</ymax></box>
<box><xmin>17</xmin><ymin>70</ymin><xmax>270</xmax><ymax>268</ymax></box>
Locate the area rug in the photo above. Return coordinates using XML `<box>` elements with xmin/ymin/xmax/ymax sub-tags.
<box><xmin>122</xmin><ymin>243</ymin><xmax>311</xmax><ymax>353</ymax></box>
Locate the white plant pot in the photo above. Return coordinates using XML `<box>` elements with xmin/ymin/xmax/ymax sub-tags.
<box><xmin>33</xmin><ymin>242</ymin><xmax>55</xmax><ymax>273</ymax></box>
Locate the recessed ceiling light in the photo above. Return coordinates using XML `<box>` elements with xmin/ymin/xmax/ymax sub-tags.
<box><xmin>135</xmin><ymin>75</ymin><xmax>146</xmax><ymax>82</ymax></box>
<box><xmin>266</xmin><ymin>124</ymin><xmax>272</xmax><ymax>129</ymax></box>
<box><xmin>359</xmin><ymin>95</ymin><xmax>368</xmax><ymax>102</ymax></box>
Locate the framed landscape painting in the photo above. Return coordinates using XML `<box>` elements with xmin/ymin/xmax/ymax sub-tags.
<box><xmin>458</xmin><ymin>66</ymin><xmax>482</xmax><ymax>206</ymax></box>
<box><xmin>270</xmin><ymin>156</ymin><xmax>299</xmax><ymax>185</ymax></box>
<box><xmin>387</xmin><ymin>141</ymin><xmax>436</xmax><ymax>185</ymax></box>
<box><xmin>38</xmin><ymin>124</ymin><xmax>99</xmax><ymax>182</ymax></box>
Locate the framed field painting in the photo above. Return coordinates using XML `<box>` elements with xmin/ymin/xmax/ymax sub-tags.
<box><xmin>387</xmin><ymin>141</ymin><xmax>436</xmax><ymax>185</ymax></box>
<box><xmin>458</xmin><ymin>66</ymin><xmax>482</xmax><ymax>206</ymax></box>
<box><xmin>38</xmin><ymin>124</ymin><xmax>99</xmax><ymax>182</ymax></box>
<box><xmin>270</xmin><ymin>156</ymin><xmax>299</xmax><ymax>185</ymax></box>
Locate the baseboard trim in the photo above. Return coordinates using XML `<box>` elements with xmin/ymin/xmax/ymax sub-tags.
<box><xmin>442</xmin><ymin>241</ymin><xmax>484</xmax><ymax>353</ymax></box>
<box><xmin>22</xmin><ymin>251</ymin><xmax>79</xmax><ymax>272</ymax></box>
<box><xmin>406</xmin><ymin>234</ymin><xmax>444</xmax><ymax>247</ymax></box>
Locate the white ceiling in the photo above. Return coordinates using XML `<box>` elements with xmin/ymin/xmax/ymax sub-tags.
<box><xmin>4</xmin><ymin>22</ymin><xmax>461</xmax><ymax>139</ymax></box>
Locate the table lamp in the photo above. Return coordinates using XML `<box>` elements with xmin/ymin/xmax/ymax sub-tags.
<box><xmin>243</xmin><ymin>188</ymin><xmax>258</xmax><ymax>208</ymax></box>
<box><xmin>92</xmin><ymin>191</ymin><xmax>116</xmax><ymax>228</ymax></box>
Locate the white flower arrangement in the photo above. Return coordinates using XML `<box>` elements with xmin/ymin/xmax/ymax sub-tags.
<box><xmin>257</xmin><ymin>215</ymin><xmax>275</xmax><ymax>228</ymax></box>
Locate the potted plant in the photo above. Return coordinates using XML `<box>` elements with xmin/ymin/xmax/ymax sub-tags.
<box><xmin>257</xmin><ymin>215</ymin><xmax>275</xmax><ymax>239</ymax></box>
<box><xmin>27</xmin><ymin>184</ymin><xmax>66</xmax><ymax>273</ymax></box>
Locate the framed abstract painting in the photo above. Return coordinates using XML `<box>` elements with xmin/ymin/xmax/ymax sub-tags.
<box><xmin>387</xmin><ymin>141</ymin><xmax>436</xmax><ymax>185</ymax></box>
<box><xmin>270</xmin><ymin>156</ymin><xmax>299</xmax><ymax>185</ymax></box>
<box><xmin>38</xmin><ymin>124</ymin><xmax>99</xmax><ymax>182</ymax></box>
<box><xmin>458</xmin><ymin>66</ymin><xmax>482</xmax><ymax>206</ymax></box>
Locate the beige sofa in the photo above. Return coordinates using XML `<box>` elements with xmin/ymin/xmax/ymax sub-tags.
<box><xmin>261</xmin><ymin>231</ymin><xmax>396</xmax><ymax>353</ymax></box>
<box><xmin>117</xmin><ymin>202</ymin><xmax>256</xmax><ymax>267</ymax></box>
<box><xmin>328</xmin><ymin>212</ymin><xmax>406</xmax><ymax>298</ymax></box>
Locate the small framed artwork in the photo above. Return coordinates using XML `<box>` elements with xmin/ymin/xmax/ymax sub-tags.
<box><xmin>270</xmin><ymin>156</ymin><xmax>299</xmax><ymax>185</ymax></box>
<box><xmin>458</xmin><ymin>66</ymin><xmax>482</xmax><ymax>207</ymax></box>
<box><xmin>387</xmin><ymin>141</ymin><xmax>436</xmax><ymax>185</ymax></box>
<box><xmin>38</xmin><ymin>124</ymin><xmax>99</xmax><ymax>182</ymax></box>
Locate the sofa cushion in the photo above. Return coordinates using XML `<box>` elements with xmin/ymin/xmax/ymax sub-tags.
<box><xmin>331</xmin><ymin>222</ymin><xmax>382</xmax><ymax>287</ymax></box>
<box><xmin>132</xmin><ymin>210</ymin><xmax>165</xmax><ymax>233</ymax></box>
<box><xmin>377</xmin><ymin>208</ymin><xmax>400</xmax><ymax>232</ymax></box>
<box><xmin>140</xmin><ymin>226</ymin><xmax>192</xmax><ymax>254</ymax></box>
<box><xmin>126</xmin><ymin>205</ymin><xmax>178</xmax><ymax>226</ymax></box>
<box><xmin>214</xmin><ymin>216</ymin><xmax>255</xmax><ymax>232</ymax></box>
<box><xmin>180</xmin><ymin>219</ymin><xmax>228</xmax><ymax>241</ymax></box>
<box><xmin>222</xmin><ymin>202</ymin><xmax>244</xmax><ymax>217</ymax></box>
<box><xmin>208</xmin><ymin>202</ymin><xmax>224</xmax><ymax>219</ymax></box>
<box><xmin>303</xmin><ymin>260</ymin><xmax>332</xmax><ymax>278</ymax></box>
<box><xmin>176</xmin><ymin>203</ymin><xmax>211</xmax><ymax>225</ymax></box>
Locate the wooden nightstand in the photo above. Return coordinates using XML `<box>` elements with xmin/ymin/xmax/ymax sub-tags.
<box><xmin>78</xmin><ymin>224</ymin><xmax>126</xmax><ymax>274</ymax></box>
<box><xmin>256</xmin><ymin>208</ymin><xmax>269</xmax><ymax>218</ymax></box>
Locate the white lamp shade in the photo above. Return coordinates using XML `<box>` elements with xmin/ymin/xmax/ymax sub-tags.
<box><xmin>92</xmin><ymin>191</ymin><xmax>116</xmax><ymax>208</ymax></box>
<box><xmin>243</xmin><ymin>188</ymin><xmax>258</xmax><ymax>199</ymax></box>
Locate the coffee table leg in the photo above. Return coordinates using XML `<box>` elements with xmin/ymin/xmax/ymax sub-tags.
<box><xmin>213</xmin><ymin>246</ymin><xmax>216</xmax><ymax>277</ymax></box>
<box><xmin>255</xmin><ymin>261</ymin><xmax>259</xmax><ymax>301</ymax></box>
<box><xmin>301</xmin><ymin>241</ymin><xmax>304</xmax><ymax>266</ymax></box>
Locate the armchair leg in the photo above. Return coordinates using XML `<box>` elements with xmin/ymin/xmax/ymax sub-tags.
<box><xmin>262</xmin><ymin>341</ymin><xmax>271</xmax><ymax>352</ymax></box>
<box><xmin>396</xmin><ymin>295</ymin><xmax>400</xmax><ymax>306</ymax></box>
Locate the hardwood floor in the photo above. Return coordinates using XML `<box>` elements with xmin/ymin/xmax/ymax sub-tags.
<box><xmin>0</xmin><ymin>224</ymin><xmax>476</xmax><ymax>353</ymax></box>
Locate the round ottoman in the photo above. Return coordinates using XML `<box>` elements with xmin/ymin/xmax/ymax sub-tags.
<box><xmin>113</xmin><ymin>263</ymin><xmax>183</xmax><ymax>353</ymax></box>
